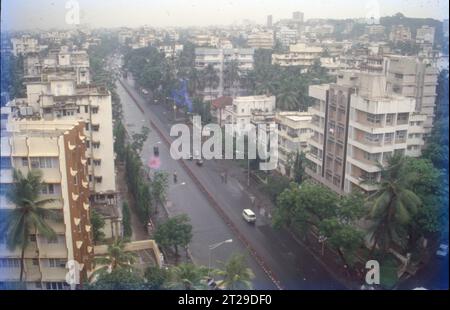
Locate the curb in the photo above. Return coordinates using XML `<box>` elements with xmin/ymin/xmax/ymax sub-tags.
<box><xmin>119</xmin><ymin>78</ymin><xmax>283</xmax><ymax>290</ymax></box>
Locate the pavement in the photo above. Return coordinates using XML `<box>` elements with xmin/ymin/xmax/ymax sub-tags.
<box><xmin>116</xmin><ymin>72</ymin><xmax>345</xmax><ymax>290</ymax></box>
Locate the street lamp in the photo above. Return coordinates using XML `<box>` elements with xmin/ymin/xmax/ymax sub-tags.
<box><xmin>208</xmin><ymin>239</ymin><xmax>233</xmax><ymax>277</ymax></box>
<box><xmin>236</xmin><ymin>150</ymin><xmax>250</xmax><ymax>186</ymax></box>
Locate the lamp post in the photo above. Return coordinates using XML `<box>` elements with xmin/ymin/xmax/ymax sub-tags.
<box><xmin>208</xmin><ymin>239</ymin><xmax>233</xmax><ymax>277</ymax></box>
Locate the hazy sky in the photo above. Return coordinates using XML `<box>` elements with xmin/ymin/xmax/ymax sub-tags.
<box><xmin>2</xmin><ymin>0</ymin><xmax>449</xmax><ymax>31</ymax></box>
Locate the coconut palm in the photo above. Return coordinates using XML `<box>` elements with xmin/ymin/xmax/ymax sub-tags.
<box><xmin>214</xmin><ymin>253</ymin><xmax>254</xmax><ymax>290</ymax></box>
<box><xmin>92</xmin><ymin>238</ymin><xmax>137</xmax><ymax>276</ymax></box>
<box><xmin>202</xmin><ymin>64</ymin><xmax>219</xmax><ymax>101</ymax></box>
<box><xmin>167</xmin><ymin>263</ymin><xmax>209</xmax><ymax>290</ymax></box>
<box><xmin>365</xmin><ymin>154</ymin><xmax>422</xmax><ymax>254</ymax></box>
<box><xmin>5</xmin><ymin>169</ymin><xmax>59</xmax><ymax>281</ymax></box>
<box><xmin>223</xmin><ymin>60</ymin><xmax>240</xmax><ymax>97</ymax></box>
<box><xmin>276</xmin><ymin>87</ymin><xmax>299</xmax><ymax>111</ymax></box>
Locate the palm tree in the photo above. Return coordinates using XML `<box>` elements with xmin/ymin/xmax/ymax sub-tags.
<box><xmin>187</xmin><ymin>68</ymin><xmax>203</xmax><ymax>98</ymax></box>
<box><xmin>203</xmin><ymin>64</ymin><xmax>219</xmax><ymax>101</ymax></box>
<box><xmin>365</xmin><ymin>154</ymin><xmax>421</xmax><ymax>254</ymax></box>
<box><xmin>92</xmin><ymin>238</ymin><xmax>137</xmax><ymax>276</ymax></box>
<box><xmin>5</xmin><ymin>169</ymin><xmax>59</xmax><ymax>281</ymax></box>
<box><xmin>223</xmin><ymin>60</ymin><xmax>240</xmax><ymax>97</ymax></box>
<box><xmin>167</xmin><ymin>263</ymin><xmax>209</xmax><ymax>290</ymax></box>
<box><xmin>276</xmin><ymin>87</ymin><xmax>299</xmax><ymax>111</ymax></box>
<box><xmin>214</xmin><ymin>253</ymin><xmax>254</xmax><ymax>290</ymax></box>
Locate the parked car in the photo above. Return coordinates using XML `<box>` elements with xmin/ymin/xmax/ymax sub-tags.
<box><xmin>196</xmin><ymin>159</ymin><xmax>204</xmax><ymax>166</ymax></box>
<box><xmin>242</xmin><ymin>209</ymin><xmax>256</xmax><ymax>223</ymax></box>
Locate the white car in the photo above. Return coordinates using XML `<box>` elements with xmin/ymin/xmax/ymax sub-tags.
<box><xmin>242</xmin><ymin>209</ymin><xmax>256</xmax><ymax>223</ymax></box>
<box><xmin>436</xmin><ymin>244</ymin><xmax>449</xmax><ymax>257</ymax></box>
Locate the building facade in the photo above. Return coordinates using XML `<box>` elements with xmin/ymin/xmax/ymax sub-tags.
<box><xmin>0</xmin><ymin>119</ymin><xmax>93</xmax><ymax>290</ymax></box>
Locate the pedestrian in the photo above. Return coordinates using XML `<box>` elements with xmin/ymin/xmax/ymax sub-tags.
<box><xmin>220</xmin><ymin>172</ymin><xmax>225</xmax><ymax>183</ymax></box>
<box><xmin>224</xmin><ymin>170</ymin><xmax>228</xmax><ymax>183</ymax></box>
<box><xmin>173</xmin><ymin>171</ymin><xmax>178</xmax><ymax>183</ymax></box>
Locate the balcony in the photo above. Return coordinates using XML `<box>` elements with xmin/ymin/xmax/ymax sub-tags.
<box><xmin>41</xmin><ymin>267</ymin><xmax>68</xmax><ymax>282</ymax></box>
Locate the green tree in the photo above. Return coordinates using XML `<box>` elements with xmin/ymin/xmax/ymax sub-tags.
<box><xmin>5</xmin><ymin>169</ymin><xmax>59</xmax><ymax>281</ymax></box>
<box><xmin>214</xmin><ymin>253</ymin><xmax>255</xmax><ymax>290</ymax></box>
<box><xmin>203</xmin><ymin>64</ymin><xmax>220</xmax><ymax>101</ymax></box>
<box><xmin>292</xmin><ymin>151</ymin><xmax>306</xmax><ymax>184</ymax></box>
<box><xmin>150</xmin><ymin>171</ymin><xmax>169</xmax><ymax>212</ymax></box>
<box><xmin>87</xmin><ymin>268</ymin><xmax>145</xmax><ymax>290</ymax></box>
<box><xmin>131</xmin><ymin>126</ymin><xmax>150</xmax><ymax>154</ymax></box>
<box><xmin>167</xmin><ymin>263</ymin><xmax>209</xmax><ymax>290</ymax></box>
<box><xmin>154</xmin><ymin>214</ymin><xmax>193</xmax><ymax>257</ymax></box>
<box><xmin>144</xmin><ymin>266</ymin><xmax>170</xmax><ymax>290</ymax></box>
<box><xmin>92</xmin><ymin>238</ymin><xmax>137</xmax><ymax>276</ymax></box>
<box><xmin>366</xmin><ymin>154</ymin><xmax>421</xmax><ymax>254</ymax></box>
<box><xmin>90</xmin><ymin>209</ymin><xmax>106</xmax><ymax>244</ymax></box>
<box><xmin>223</xmin><ymin>60</ymin><xmax>240</xmax><ymax>96</ymax></box>
<box><xmin>122</xmin><ymin>202</ymin><xmax>132</xmax><ymax>239</ymax></box>
<box><xmin>113</xmin><ymin>121</ymin><xmax>127</xmax><ymax>162</ymax></box>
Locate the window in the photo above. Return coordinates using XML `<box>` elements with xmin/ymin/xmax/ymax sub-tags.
<box><xmin>85</xmin><ymin>123</ymin><xmax>90</xmax><ymax>131</ymax></box>
<box><xmin>86</xmin><ymin>140</ymin><xmax>90</xmax><ymax>148</ymax></box>
<box><xmin>384</xmin><ymin>132</ymin><xmax>394</xmax><ymax>143</ymax></box>
<box><xmin>92</xmin><ymin>107</ymin><xmax>99</xmax><ymax>114</ymax></box>
<box><xmin>0</xmin><ymin>259</ymin><xmax>20</xmax><ymax>268</ymax></box>
<box><xmin>385</xmin><ymin>113</ymin><xmax>395</xmax><ymax>125</ymax></box>
<box><xmin>92</xmin><ymin>142</ymin><xmax>100</xmax><ymax>149</ymax></box>
<box><xmin>366</xmin><ymin>113</ymin><xmax>382</xmax><ymax>124</ymax></box>
<box><xmin>92</xmin><ymin>124</ymin><xmax>100</xmax><ymax>132</ymax></box>
<box><xmin>45</xmin><ymin>282</ymin><xmax>67</xmax><ymax>290</ymax></box>
<box><xmin>87</xmin><ymin>158</ymin><xmax>91</xmax><ymax>165</ymax></box>
<box><xmin>30</xmin><ymin>235</ymin><xmax>36</xmax><ymax>242</ymax></box>
<box><xmin>0</xmin><ymin>157</ymin><xmax>11</xmax><ymax>169</ymax></box>
<box><xmin>397</xmin><ymin>113</ymin><xmax>409</xmax><ymax>124</ymax></box>
<box><xmin>93</xmin><ymin>159</ymin><xmax>101</xmax><ymax>166</ymax></box>
<box><xmin>95</xmin><ymin>176</ymin><xmax>103</xmax><ymax>183</ymax></box>
<box><xmin>394</xmin><ymin>73</ymin><xmax>403</xmax><ymax>79</ymax></box>
<box><xmin>364</xmin><ymin>152</ymin><xmax>381</xmax><ymax>162</ymax></box>
<box><xmin>31</xmin><ymin>157</ymin><xmax>54</xmax><ymax>169</ymax></box>
<box><xmin>32</xmin><ymin>259</ymin><xmax>39</xmax><ymax>266</ymax></box>
<box><xmin>88</xmin><ymin>175</ymin><xmax>92</xmax><ymax>182</ymax></box>
<box><xmin>73</xmin><ymin>175</ymin><xmax>78</xmax><ymax>185</ymax></box>
<box><xmin>365</xmin><ymin>133</ymin><xmax>383</xmax><ymax>144</ymax></box>
<box><xmin>84</xmin><ymin>106</ymin><xmax>88</xmax><ymax>113</ymax></box>
<box><xmin>22</xmin><ymin>157</ymin><xmax>29</xmax><ymax>167</ymax></box>
<box><xmin>395</xmin><ymin>130</ymin><xmax>407</xmax><ymax>141</ymax></box>
<box><xmin>48</xmin><ymin>259</ymin><xmax>66</xmax><ymax>268</ymax></box>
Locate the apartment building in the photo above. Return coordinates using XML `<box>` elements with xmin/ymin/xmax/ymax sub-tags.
<box><xmin>247</xmin><ymin>31</ymin><xmax>274</xmax><ymax>49</ymax></box>
<box><xmin>389</xmin><ymin>25</ymin><xmax>412</xmax><ymax>43</ymax></box>
<box><xmin>272</xmin><ymin>43</ymin><xmax>323</xmax><ymax>67</ymax></box>
<box><xmin>11</xmin><ymin>35</ymin><xmax>39</xmax><ymax>56</ymax></box>
<box><xmin>9</xmin><ymin>79</ymin><xmax>117</xmax><ymax>205</ymax></box>
<box><xmin>223</xmin><ymin>95</ymin><xmax>276</xmax><ymax>135</ymax></box>
<box><xmin>306</xmin><ymin>70</ymin><xmax>426</xmax><ymax>194</ymax></box>
<box><xmin>276</xmin><ymin>27</ymin><xmax>298</xmax><ymax>47</ymax></box>
<box><xmin>195</xmin><ymin>48</ymin><xmax>255</xmax><ymax>100</ymax></box>
<box><xmin>416</xmin><ymin>25</ymin><xmax>435</xmax><ymax>45</ymax></box>
<box><xmin>365</xmin><ymin>25</ymin><xmax>386</xmax><ymax>36</ymax></box>
<box><xmin>0</xmin><ymin>119</ymin><xmax>93</xmax><ymax>290</ymax></box>
<box><xmin>275</xmin><ymin>112</ymin><xmax>313</xmax><ymax>176</ymax></box>
<box><xmin>385</xmin><ymin>55</ymin><xmax>438</xmax><ymax>134</ymax></box>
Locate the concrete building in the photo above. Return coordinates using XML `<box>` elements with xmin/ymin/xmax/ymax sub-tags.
<box><xmin>223</xmin><ymin>95</ymin><xmax>276</xmax><ymax>135</ymax></box>
<box><xmin>275</xmin><ymin>112</ymin><xmax>313</xmax><ymax>176</ymax></box>
<box><xmin>195</xmin><ymin>48</ymin><xmax>254</xmax><ymax>100</ymax></box>
<box><xmin>276</xmin><ymin>27</ymin><xmax>298</xmax><ymax>47</ymax></box>
<box><xmin>272</xmin><ymin>43</ymin><xmax>323</xmax><ymax>67</ymax></box>
<box><xmin>267</xmin><ymin>15</ymin><xmax>273</xmax><ymax>28</ymax></box>
<box><xmin>385</xmin><ymin>55</ymin><xmax>439</xmax><ymax>134</ymax></box>
<box><xmin>365</xmin><ymin>25</ymin><xmax>386</xmax><ymax>36</ymax></box>
<box><xmin>389</xmin><ymin>25</ymin><xmax>412</xmax><ymax>43</ymax></box>
<box><xmin>11</xmin><ymin>35</ymin><xmax>39</xmax><ymax>56</ymax></box>
<box><xmin>0</xmin><ymin>118</ymin><xmax>93</xmax><ymax>290</ymax></box>
<box><xmin>416</xmin><ymin>25</ymin><xmax>435</xmax><ymax>45</ymax></box>
<box><xmin>247</xmin><ymin>31</ymin><xmax>274</xmax><ymax>49</ymax></box>
<box><xmin>306</xmin><ymin>71</ymin><xmax>426</xmax><ymax>194</ymax></box>
<box><xmin>292</xmin><ymin>12</ymin><xmax>304</xmax><ymax>23</ymax></box>
<box><xmin>9</xmin><ymin>79</ymin><xmax>117</xmax><ymax>205</ymax></box>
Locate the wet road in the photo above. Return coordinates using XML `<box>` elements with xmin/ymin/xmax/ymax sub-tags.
<box><xmin>116</xmin><ymin>70</ymin><xmax>345</xmax><ymax>290</ymax></box>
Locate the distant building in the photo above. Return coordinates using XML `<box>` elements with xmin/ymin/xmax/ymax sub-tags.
<box><xmin>416</xmin><ymin>25</ymin><xmax>435</xmax><ymax>45</ymax></box>
<box><xmin>195</xmin><ymin>48</ymin><xmax>254</xmax><ymax>100</ymax></box>
<box><xmin>272</xmin><ymin>43</ymin><xmax>323</xmax><ymax>67</ymax></box>
<box><xmin>389</xmin><ymin>25</ymin><xmax>412</xmax><ymax>43</ymax></box>
<box><xmin>365</xmin><ymin>25</ymin><xmax>386</xmax><ymax>36</ymax></box>
<box><xmin>11</xmin><ymin>35</ymin><xmax>39</xmax><ymax>56</ymax></box>
<box><xmin>292</xmin><ymin>11</ymin><xmax>304</xmax><ymax>23</ymax></box>
<box><xmin>267</xmin><ymin>15</ymin><xmax>273</xmax><ymax>28</ymax></box>
<box><xmin>247</xmin><ymin>31</ymin><xmax>274</xmax><ymax>49</ymax></box>
<box><xmin>275</xmin><ymin>111</ymin><xmax>312</xmax><ymax>176</ymax></box>
<box><xmin>276</xmin><ymin>27</ymin><xmax>298</xmax><ymax>47</ymax></box>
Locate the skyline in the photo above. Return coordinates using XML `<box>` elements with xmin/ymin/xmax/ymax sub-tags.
<box><xmin>1</xmin><ymin>0</ymin><xmax>449</xmax><ymax>31</ymax></box>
